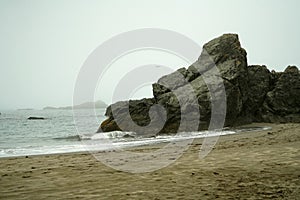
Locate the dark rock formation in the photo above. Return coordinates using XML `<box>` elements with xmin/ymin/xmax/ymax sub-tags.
<box><xmin>260</xmin><ymin>66</ymin><xmax>300</xmax><ymax>123</ymax></box>
<box><xmin>100</xmin><ymin>99</ymin><xmax>154</xmax><ymax>133</ymax></box>
<box><xmin>98</xmin><ymin>33</ymin><xmax>300</xmax><ymax>134</ymax></box>
<box><xmin>28</xmin><ymin>117</ymin><xmax>45</xmax><ymax>120</ymax></box>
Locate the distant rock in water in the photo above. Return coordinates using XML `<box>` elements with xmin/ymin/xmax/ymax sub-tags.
<box><xmin>99</xmin><ymin>33</ymin><xmax>300</xmax><ymax>134</ymax></box>
<box><xmin>28</xmin><ymin>117</ymin><xmax>45</xmax><ymax>120</ymax></box>
<box><xmin>43</xmin><ymin>100</ymin><xmax>107</xmax><ymax>110</ymax></box>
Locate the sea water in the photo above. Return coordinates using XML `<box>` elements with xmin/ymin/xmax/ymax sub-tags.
<box><xmin>0</xmin><ymin>109</ymin><xmax>270</xmax><ymax>158</ymax></box>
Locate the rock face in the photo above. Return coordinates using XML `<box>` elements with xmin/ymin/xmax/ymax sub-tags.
<box><xmin>98</xmin><ymin>33</ymin><xmax>300</xmax><ymax>134</ymax></box>
<box><xmin>260</xmin><ymin>66</ymin><xmax>300</xmax><ymax>123</ymax></box>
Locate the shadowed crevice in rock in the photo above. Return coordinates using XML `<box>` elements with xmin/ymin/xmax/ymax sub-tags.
<box><xmin>98</xmin><ymin>33</ymin><xmax>300</xmax><ymax>134</ymax></box>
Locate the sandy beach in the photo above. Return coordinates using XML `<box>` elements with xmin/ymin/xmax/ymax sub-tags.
<box><xmin>0</xmin><ymin>123</ymin><xmax>299</xmax><ymax>199</ymax></box>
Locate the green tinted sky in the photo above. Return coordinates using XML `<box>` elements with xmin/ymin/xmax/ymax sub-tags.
<box><xmin>0</xmin><ymin>0</ymin><xmax>299</xmax><ymax>109</ymax></box>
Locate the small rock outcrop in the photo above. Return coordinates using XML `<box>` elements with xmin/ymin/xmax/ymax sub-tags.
<box><xmin>98</xmin><ymin>34</ymin><xmax>300</xmax><ymax>134</ymax></box>
<box><xmin>28</xmin><ymin>117</ymin><xmax>45</xmax><ymax>120</ymax></box>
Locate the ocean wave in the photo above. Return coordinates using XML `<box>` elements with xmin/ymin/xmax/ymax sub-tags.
<box><xmin>52</xmin><ymin>131</ymin><xmax>137</xmax><ymax>141</ymax></box>
<box><xmin>53</xmin><ymin>126</ymin><xmax>271</xmax><ymax>142</ymax></box>
<box><xmin>53</xmin><ymin>135</ymin><xmax>81</xmax><ymax>141</ymax></box>
<box><xmin>84</xmin><ymin>131</ymin><xmax>137</xmax><ymax>140</ymax></box>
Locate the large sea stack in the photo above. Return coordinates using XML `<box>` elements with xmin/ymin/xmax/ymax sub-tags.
<box><xmin>98</xmin><ymin>34</ymin><xmax>300</xmax><ymax>134</ymax></box>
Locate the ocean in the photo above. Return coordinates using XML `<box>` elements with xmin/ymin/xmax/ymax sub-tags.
<box><xmin>0</xmin><ymin>109</ymin><xmax>270</xmax><ymax>158</ymax></box>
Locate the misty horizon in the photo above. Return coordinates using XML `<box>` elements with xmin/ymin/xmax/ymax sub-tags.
<box><xmin>1</xmin><ymin>0</ymin><xmax>299</xmax><ymax>110</ymax></box>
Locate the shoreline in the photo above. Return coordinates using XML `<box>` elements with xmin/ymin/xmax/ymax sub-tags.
<box><xmin>0</xmin><ymin>124</ymin><xmax>271</xmax><ymax>160</ymax></box>
<box><xmin>0</xmin><ymin>123</ymin><xmax>299</xmax><ymax>199</ymax></box>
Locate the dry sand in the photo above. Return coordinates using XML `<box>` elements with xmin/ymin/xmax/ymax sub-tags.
<box><xmin>0</xmin><ymin>123</ymin><xmax>299</xmax><ymax>199</ymax></box>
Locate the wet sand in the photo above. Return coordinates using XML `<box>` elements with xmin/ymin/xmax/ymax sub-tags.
<box><xmin>0</xmin><ymin>123</ymin><xmax>299</xmax><ymax>199</ymax></box>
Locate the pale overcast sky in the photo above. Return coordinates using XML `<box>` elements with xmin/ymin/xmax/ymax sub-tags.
<box><xmin>0</xmin><ymin>0</ymin><xmax>299</xmax><ymax>109</ymax></box>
